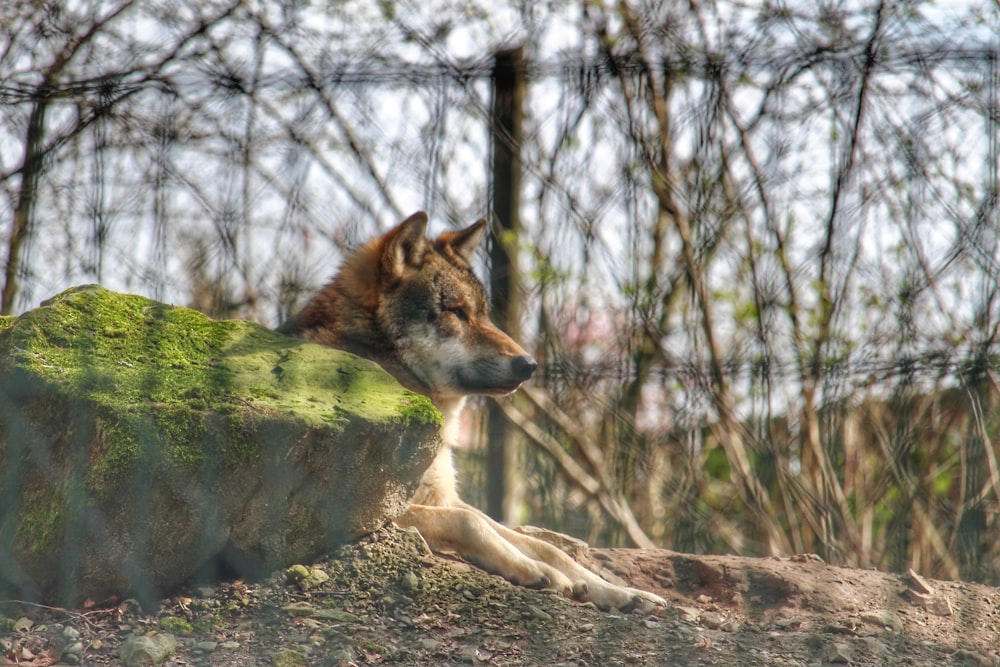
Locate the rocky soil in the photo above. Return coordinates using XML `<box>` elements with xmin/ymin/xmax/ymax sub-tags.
<box><xmin>2</xmin><ymin>526</ymin><xmax>999</xmax><ymax>666</ymax></box>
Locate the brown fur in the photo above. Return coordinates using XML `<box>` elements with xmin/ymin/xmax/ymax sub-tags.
<box><xmin>281</xmin><ymin>212</ymin><xmax>665</xmax><ymax>612</ymax></box>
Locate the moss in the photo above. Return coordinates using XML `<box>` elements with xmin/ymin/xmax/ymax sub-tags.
<box><xmin>0</xmin><ymin>286</ymin><xmax>440</xmax><ymax>496</ymax></box>
<box><xmin>1</xmin><ymin>286</ymin><xmax>444</xmax><ymax>579</ymax></box>
<box><xmin>190</xmin><ymin>616</ymin><xmax>217</xmax><ymax>633</ymax></box>
<box><xmin>272</xmin><ymin>649</ymin><xmax>308</xmax><ymax>667</ymax></box>
<box><xmin>158</xmin><ymin>616</ymin><xmax>194</xmax><ymax>634</ymax></box>
<box><xmin>398</xmin><ymin>396</ymin><xmax>445</xmax><ymax>428</ymax></box>
<box><xmin>360</xmin><ymin>640</ymin><xmax>387</xmax><ymax>654</ymax></box>
<box><xmin>17</xmin><ymin>483</ymin><xmax>66</xmax><ymax>554</ymax></box>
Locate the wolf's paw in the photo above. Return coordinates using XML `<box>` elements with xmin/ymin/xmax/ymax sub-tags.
<box><xmin>586</xmin><ymin>582</ymin><xmax>666</xmax><ymax>614</ymax></box>
<box><xmin>508</xmin><ymin>561</ymin><xmax>572</xmax><ymax>596</ymax></box>
<box><xmin>620</xmin><ymin>588</ymin><xmax>667</xmax><ymax>615</ymax></box>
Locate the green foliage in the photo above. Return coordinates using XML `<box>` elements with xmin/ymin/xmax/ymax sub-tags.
<box><xmin>158</xmin><ymin>616</ymin><xmax>195</xmax><ymax>634</ymax></box>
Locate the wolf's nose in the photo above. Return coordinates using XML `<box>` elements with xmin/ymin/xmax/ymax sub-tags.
<box><xmin>512</xmin><ymin>355</ymin><xmax>538</xmax><ymax>381</ymax></box>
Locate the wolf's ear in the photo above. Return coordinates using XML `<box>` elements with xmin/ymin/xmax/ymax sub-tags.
<box><xmin>440</xmin><ymin>219</ymin><xmax>487</xmax><ymax>264</ymax></box>
<box><xmin>383</xmin><ymin>211</ymin><xmax>429</xmax><ymax>279</ymax></box>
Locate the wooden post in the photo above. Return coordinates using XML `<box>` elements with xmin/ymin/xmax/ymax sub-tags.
<box><xmin>486</xmin><ymin>47</ymin><xmax>525</xmax><ymax>523</ymax></box>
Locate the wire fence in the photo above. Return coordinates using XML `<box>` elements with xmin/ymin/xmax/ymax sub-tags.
<box><xmin>2</xmin><ymin>0</ymin><xmax>999</xmax><ymax>587</ymax></box>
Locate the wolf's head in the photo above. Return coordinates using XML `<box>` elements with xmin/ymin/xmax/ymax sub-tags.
<box><xmin>290</xmin><ymin>212</ymin><xmax>537</xmax><ymax>403</ymax></box>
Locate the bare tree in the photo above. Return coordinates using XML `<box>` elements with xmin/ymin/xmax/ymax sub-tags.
<box><xmin>2</xmin><ymin>0</ymin><xmax>998</xmax><ymax>582</ymax></box>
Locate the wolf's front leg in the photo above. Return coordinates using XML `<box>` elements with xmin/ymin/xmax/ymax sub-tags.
<box><xmin>396</xmin><ymin>504</ymin><xmax>575</xmax><ymax>594</ymax></box>
<box><xmin>478</xmin><ymin>512</ymin><xmax>667</xmax><ymax>613</ymax></box>
<box><xmin>396</xmin><ymin>503</ymin><xmax>665</xmax><ymax>613</ymax></box>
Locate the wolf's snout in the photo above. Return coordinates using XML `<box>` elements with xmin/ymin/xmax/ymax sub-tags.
<box><xmin>511</xmin><ymin>355</ymin><xmax>538</xmax><ymax>381</ymax></box>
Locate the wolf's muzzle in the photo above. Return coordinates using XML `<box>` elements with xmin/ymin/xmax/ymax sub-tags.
<box><xmin>511</xmin><ymin>355</ymin><xmax>538</xmax><ymax>382</ymax></box>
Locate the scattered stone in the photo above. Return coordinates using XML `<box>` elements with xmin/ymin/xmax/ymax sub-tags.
<box><xmin>326</xmin><ymin>645</ymin><xmax>356</xmax><ymax>665</ymax></box>
<box><xmin>53</xmin><ymin>624</ymin><xmax>84</xmax><ymax>662</ymax></box>
<box><xmin>62</xmin><ymin>641</ymin><xmax>85</xmax><ymax>657</ymax></box>
<box><xmin>2</xmin><ymin>522</ymin><xmax>997</xmax><ymax>667</ymax></box>
<box><xmin>311</xmin><ymin>609</ymin><xmax>362</xmax><ymax>623</ymax></box>
<box><xmin>903</xmin><ymin>568</ymin><xmax>954</xmax><ymax>616</ymax></box>
<box><xmin>905</xmin><ymin>569</ymin><xmax>935</xmax><ymax>596</ymax></box>
<box><xmin>860</xmin><ymin>609</ymin><xmax>903</xmax><ymax>632</ymax></box>
<box><xmin>700</xmin><ymin>611</ymin><xmax>724</xmax><ymax>629</ymax></box>
<box><xmin>676</xmin><ymin>606</ymin><xmax>701</xmax><ymax>623</ymax></box>
<box><xmin>953</xmin><ymin>648</ymin><xmax>999</xmax><ymax>666</ymax></box>
<box><xmin>194</xmin><ymin>586</ymin><xmax>216</xmax><ymax>599</ymax></box>
<box><xmin>399</xmin><ymin>570</ymin><xmax>420</xmax><ymax>593</ymax></box>
<box><xmin>774</xmin><ymin>616</ymin><xmax>802</xmax><ymax>630</ymax></box>
<box><xmin>120</xmin><ymin>633</ymin><xmax>178</xmax><ymax>667</ymax></box>
<box><xmin>860</xmin><ymin>636</ymin><xmax>887</xmax><ymax>656</ymax></box>
<box><xmin>929</xmin><ymin>596</ymin><xmax>954</xmax><ymax>617</ymax></box>
<box><xmin>272</xmin><ymin>648</ymin><xmax>308</xmax><ymax>667</ymax></box>
<box><xmin>285</xmin><ymin>564</ymin><xmax>330</xmax><ymax>591</ymax></box>
<box><xmin>525</xmin><ymin>605</ymin><xmax>553</xmax><ymax>622</ymax></box>
<box><xmin>300</xmin><ymin>618</ymin><xmax>323</xmax><ymax>631</ymax></box>
<box><xmin>282</xmin><ymin>602</ymin><xmax>315</xmax><ymax>617</ymax></box>
<box><xmin>396</xmin><ymin>525</ymin><xmax>433</xmax><ymax>555</ymax></box>
<box><xmin>790</xmin><ymin>553</ymin><xmax>826</xmax><ymax>564</ymax></box>
<box><xmin>286</xmin><ymin>564</ymin><xmax>311</xmax><ymax>584</ymax></box>
<box><xmin>825</xmin><ymin>641</ymin><xmax>853</xmax><ymax>663</ymax></box>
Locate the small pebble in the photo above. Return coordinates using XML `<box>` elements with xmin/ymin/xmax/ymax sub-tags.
<box><xmin>400</xmin><ymin>571</ymin><xmax>420</xmax><ymax>593</ymax></box>
<box><xmin>825</xmin><ymin>642</ymin><xmax>852</xmax><ymax>664</ymax></box>
<box><xmin>63</xmin><ymin>641</ymin><xmax>85</xmax><ymax>656</ymax></box>
<box><xmin>525</xmin><ymin>605</ymin><xmax>553</xmax><ymax>622</ymax></box>
<box><xmin>195</xmin><ymin>586</ymin><xmax>216</xmax><ymax>599</ymax></box>
<box><xmin>700</xmin><ymin>611</ymin><xmax>724</xmax><ymax>629</ymax></box>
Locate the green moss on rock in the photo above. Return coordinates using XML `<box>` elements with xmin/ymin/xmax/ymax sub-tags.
<box><xmin>0</xmin><ymin>285</ymin><xmax>438</xmax><ymax>488</ymax></box>
<box><xmin>16</xmin><ymin>482</ymin><xmax>67</xmax><ymax>554</ymax></box>
<box><xmin>0</xmin><ymin>286</ymin><xmax>444</xmax><ymax>605</ymax></box>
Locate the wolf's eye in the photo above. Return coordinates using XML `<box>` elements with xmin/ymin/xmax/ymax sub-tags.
<box><xmin>448</xmin><ymin>307</ymin><xmax>469</xmax><ymax>322</ymax></box>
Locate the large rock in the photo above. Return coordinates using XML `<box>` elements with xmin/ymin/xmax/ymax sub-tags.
<box><xmin>0</xmin><ymin>286</ymin><xmax>442</xmax><ymax>605</ymax></box>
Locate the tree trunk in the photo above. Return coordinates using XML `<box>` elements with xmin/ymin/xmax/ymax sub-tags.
<box><xmin>486</xmin><ymin>47</ymin><xmax>526</xmax><ymax>523</ymax></box>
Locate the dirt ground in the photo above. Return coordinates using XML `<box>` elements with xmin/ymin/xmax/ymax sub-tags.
<box><xmin>2</xmin><ymin>525</ymin><xmax>999</xmax><ymax>666</ymax></box>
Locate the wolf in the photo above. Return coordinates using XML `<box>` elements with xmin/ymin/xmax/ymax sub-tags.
<box><xmin>279</xmin><ymin>211</ymin><xmax>666</xmax><ymax>613</ymax></box>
